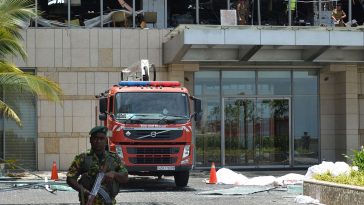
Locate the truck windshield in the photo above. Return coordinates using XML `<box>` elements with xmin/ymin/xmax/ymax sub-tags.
<box><xmin>115</xmin><ymin>92</ymin><xmax>190</xmax><ymax>124</ymax></box>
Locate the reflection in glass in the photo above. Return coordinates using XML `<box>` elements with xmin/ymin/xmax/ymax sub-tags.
<box><xmin>293</xmin><ymin>95</ymin><xmax>319</xmax><ymax>165</ymax></box>
<box><xmin>293</xmin><ymin>71</ymin><xmax>318</xmax><ymax>95</ymax></box>
<box><xmin>194</xmin><ymin>71</ymin><xmax>220</xmax><ymax>96</ymax></box>
<box><xmin>223</xmin><ymin>98</ymin><xmax>289</xmax><ymax>166</ymax></box>
<box><xmin>256</xmin><ymin>99</ymin><xmax>289</xmax><ymax>165</ymax></box>
<box><xmin>195</xmin><ymin>69</ymin><xmax>318</xmax><ymax>168</ymax></box>
<box><xmin>258</xmin><ymin>71</ymin><xmax>291</xmax><ymax>95</ymax></box>
<box><xmin>222</xmin><ymin>71</ymin><xmax>255</xmax><ymax>96</ymax></box>
<box><xmin>224</xmin><ymin>98</ymin><xmax>255</xmax><ymax>166</ymax></box>
<box><xmin>195</xmin><ymin>97</ymin><xmax>221</xmax><ymax>167</ymax></box>
<box><xmin>0</xmin><ymin>85</ymin><xmax>37</xmax><ymax>170</ymax></box>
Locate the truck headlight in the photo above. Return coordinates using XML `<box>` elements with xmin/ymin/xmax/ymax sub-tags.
<box><xmin>182</xmin><ymin>145</ymin><xmax>190</xmax><ymax>158</ymax></box>
<box><xmin>116</xmin><ymin>145</ymin><xmax>123</xmax><ymax>158</ymax></box>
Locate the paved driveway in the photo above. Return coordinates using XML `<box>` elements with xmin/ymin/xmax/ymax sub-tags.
<box><xmin>0</xmin><ymin>170</ymin><xmax>305</xmax><ymax>205</ymax></box>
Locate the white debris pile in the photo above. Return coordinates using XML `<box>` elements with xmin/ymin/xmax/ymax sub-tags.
<box><xmin>275</xmin><ymin>173</ymin><xmax>305</xmax><ymax>186</ymax></box>
<box><xmin>215</xmin><ymin>168</ymin><xmax>304</xmax><ymax>186</ymax></box>
<box><xmin>244</xmin><ymin>176</ymin><xmax>277</xmax><ymax>186</ymax></box>
<box><xmin>294</xmin><ymin>195</ymin><xmax>322</xmax><ymax>204</ymax></box>
<box><xmin>214</xmin><ymin>161</ymin><xmax>356</xmax><ymax>186</ymax></box>
<box><xmin>216</xmin><ymin>168</ymin><xmax>248</xmax><ymax>185</ymax></box>
<box><xmin>304</xmin><ymin>161</ymin><xmax>356</xmax><ymax>179</ymax></box>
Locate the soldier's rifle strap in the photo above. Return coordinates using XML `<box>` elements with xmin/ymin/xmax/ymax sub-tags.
<box><xmin>80</xmin><ymin>185</ymin><xmax>85</xmax><ymax>205</ymax></box>
<box><xmin>98</xmin><ymin>187</ymin><xmax>112</xmax><ymax>205</ymax></box>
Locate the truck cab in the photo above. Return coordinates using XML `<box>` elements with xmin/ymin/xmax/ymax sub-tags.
<box><xmin>98</xmin><ymin>61</ymin><xmax>201</xmax><ymax>187</ymax></box>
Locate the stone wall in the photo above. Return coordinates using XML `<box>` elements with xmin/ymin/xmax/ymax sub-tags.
<box><xmin>12</xmin><ymin>28</ymin><xmax>176</xmax><ymax>170</ymax></box>
<box><xmin>304</xmin><ymin>179</ymin><xmax>364</xmax><ymax>205</ymax></box>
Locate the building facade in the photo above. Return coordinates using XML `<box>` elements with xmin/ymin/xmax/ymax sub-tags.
<box><xmin>1</xmin><ymin>0</ymin><xmax>364</xmax><ymax>170</ymax></box>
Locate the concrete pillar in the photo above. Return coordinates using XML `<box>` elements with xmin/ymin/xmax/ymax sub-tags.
<box><xmin>358</xmin><ymin>65</ymin><xmax>364</xmax><ymax>147</ymax></box>
<box><xmin>167</xmin><ymin>64</ymin><xmax>199</xmax><ymax>86</ymax></box>
<box><xmin>320</xmin><ymin>64</ymin><xmax>359</xmax><ymax>162</ymax></box>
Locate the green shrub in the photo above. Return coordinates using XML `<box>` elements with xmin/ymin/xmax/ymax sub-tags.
<box><xmin>314</xmin><ymin>171</ymin><xmax>364</xmax><ymax>187</ymax></box>
<box><xmin>345</xmin><ymin>146</ymin><xmax>364</xmax><ymax>171</ymax></box>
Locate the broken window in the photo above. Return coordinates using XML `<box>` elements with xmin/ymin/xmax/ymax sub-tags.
<box><xmin>32</xmin><ymin>0</ymin><xmax>362</xmax><ymax>28</ymax></box>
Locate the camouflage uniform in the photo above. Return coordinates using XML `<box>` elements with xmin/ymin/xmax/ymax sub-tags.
<box><xmin>67</xmin><ymin>149</ymin><xmax>128</xmax><ymax>205</ymax></box>
<box><xmin>237</xmin><ymin>0</ymin><xmax>250</xmax><ymax>25</ymax></box>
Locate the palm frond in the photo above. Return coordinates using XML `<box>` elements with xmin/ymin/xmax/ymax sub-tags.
<box><xmin>0</xmin><ymin>29</ymin><xmax>27</xmax><ymax>59</ymax></box>
<box><xmin>0</xmin><ymin>61</ymin><xmax>23</xmax><ymax>73</ymax></box>
<box><xmin>0</xmin><ymin>72</ymin><xmax>64</xmax><ymax>102</ymax></box>
<box><xmin>0</xmin><ymin>0</ymin><xmax>36</xmax><ymax>28</ymax></box>
<box><xmin>0</xmin><ymin>0</ymin><xmax>35</xmax><ymax>60</ymax></box>
<box><xmin>0</xmin><ymin>99</ymin><xmax>21</xmax><ymax>126</ymax></box>
<box><xmin>0</xmin><ymin>0</ymin><xmax>62</xmax><ymax>127</ymax></box>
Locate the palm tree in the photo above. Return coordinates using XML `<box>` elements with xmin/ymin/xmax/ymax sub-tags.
<box><xmin>0</xmin><ymin>0</ymin><xmax>63</xmax><ymax>126</ymax></box>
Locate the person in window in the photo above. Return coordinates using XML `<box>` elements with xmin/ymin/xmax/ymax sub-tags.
<box><xmin>236</xmin><ymin>0</ymin><xmax>250</xmax><ymax>25</ymax></box>
<box><xmin>332</xmin><ymin>3</ymin><xmax>347</xmax><ymax>27</ymax></box>
<box><xmin>301</xmin><ymin>132</ymin><xmax>311</xmax><ymax>151</ymax></box>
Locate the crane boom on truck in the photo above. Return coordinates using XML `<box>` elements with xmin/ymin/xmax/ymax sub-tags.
<box><xmin>97</xmin><ymin>60</ymin><xmax>202</xmax><ymax>187</ymax></box>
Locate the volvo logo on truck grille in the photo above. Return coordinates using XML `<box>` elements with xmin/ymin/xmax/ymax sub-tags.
<box><xmin>150</xmin><ymin>131</ymin><xmax>157</xmax><ymax>138</ymax></box>
<box><xmin>123</xmin><ymin>127</ymin><xmax>183</xmax><ymax>140</ymax></box>
<box><xmin>137</xmin><ymin>130</ymin><xmax>170</xmax><ymax>139</ymax></box>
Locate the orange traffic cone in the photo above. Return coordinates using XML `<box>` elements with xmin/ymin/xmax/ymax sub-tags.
<box><xmin>207</xmin><ymin>162</ymin><xmax>217</xmax><ymax>184</ymax></box>
<box><xmin>50</xmin><ymin>161</ymin><xmax>59</xmax><ymax>180</ymax></box>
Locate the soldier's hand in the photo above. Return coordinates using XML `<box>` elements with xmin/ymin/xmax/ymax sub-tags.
<box><xmin>103</xmin><ymin>171</ymin><xmax>116</xmax><ymax>183</ymax></box>
<box><xmin>81</xmin><ymin>188</ymin><xmax>91</xmax><ymax>198</ymax></box>
<box><xmin>84</xmin><ymin>189</ymin><xmax>91</xmax><ymax>196</ymax></box>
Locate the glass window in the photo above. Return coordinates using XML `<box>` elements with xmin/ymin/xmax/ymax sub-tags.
<box><xmin>195</xmin><ymin>97</ymin><xmax>221</xmax><ymax>167</ymax></box>
<box><xmin>38</xmin><ymin>0</ymin><xmax>69</xmax><ymax>27</ymax></box>
<box><xmin>222</xmin><ymin>71</ymin><xmax>255</xmax><ymax>96</ymax></box>
<box><xmin>194</xmin><ymin>71</ymin><xmax>220</xmax><ymax>96</ymax></box>
<box><xmin>115</xmin><ymin>92</ymin><xmax>189</xmax><ymax>116</ymax></box>
<box><xmin>67</xmin><ymin>0</ymin><xmax>82</xmax><ymax>27</ymax></box>
<box><xmin>257</xmin><ymin>71</ymin><xmax>291</xmax><ymax>95</ymax></box>
<box><xmin>199</xmin><ymin>0</ymin><xmax>227</xmax><ymax>24</ymax></box>
<box><xmin>293</xmin><ymin>95</ymin><xmax>319</xmax><ymax>165</ymax></box>
<box><xmin>36</xmin><ymin>0</ymin><xmax>144</xmax><ymax>28</ymax></box>
<box><xmin>0</xmin><ymin>81</ymin><xmax>37</xmax><ymax>170</ymax></box>
<box><xmin>293</xmin><ymin>71</ymin><xmax>318</xmax><ymax>95</ymax></box>
<box><xmin>141</xmin><ymin>0</ymin><xmax>163</xmax><ymax>28</ymax></box>
<box><xmin>194</xmin><ymin>69</ymin><xmax>319</xmax><ymax>167</ymax></box>
<box><xmin>168</xmin><ymin>0</ymin><xmax>196</xmax><ymax>27</ymax></box>
<box><xmin>258</xmin><ymin>0</ymin><xmax>288</xmax><ymax>26</ymax></box>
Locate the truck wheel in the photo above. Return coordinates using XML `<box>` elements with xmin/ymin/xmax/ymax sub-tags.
<box><xmin>174</xmin><ymin>171</ymin><xmax>189</xmax><ymax>187</ymax></box>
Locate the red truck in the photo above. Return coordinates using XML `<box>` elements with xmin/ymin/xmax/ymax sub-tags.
<box><xmin>98</xmin><ymin>77</ymin><xmax>201</xmax><ymax>187</ymax></box>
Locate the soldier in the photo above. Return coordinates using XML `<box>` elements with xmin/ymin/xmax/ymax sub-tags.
<box><xmin>66</xmin><ymin>126</ymin><xmax>128</xmax><ymax>205</ymax></box>
<box><xmin>332</xmin><ymin>3</ymin><xmax>347</xmax><ymax>27</ymax></box>
<box><xmin>236</xmin><ymin>0</ymin><xmax>250</xmax><ymax>25</ymax></box>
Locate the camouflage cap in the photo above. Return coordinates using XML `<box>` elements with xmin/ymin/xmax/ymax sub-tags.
<box><xmin>89</xmin><ymin>126</ymin><xmax>108</xmax><ymax>136</ymax></box>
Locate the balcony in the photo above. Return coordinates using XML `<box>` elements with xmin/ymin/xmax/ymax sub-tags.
<box><xmin>163</xmin><ymin>24</ymin><xmax>364</xmax><ymax>63</ymax></box>
<box><xmin>33</xmin><ymin>1</ymin><xmax>363</xmax><ymax>29</ymax></box>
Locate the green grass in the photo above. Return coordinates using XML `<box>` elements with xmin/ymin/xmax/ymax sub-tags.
<box><xmin>313</xmin><ymin>171</ymin><xmax>364</xmax><ymax>187</ymax></box>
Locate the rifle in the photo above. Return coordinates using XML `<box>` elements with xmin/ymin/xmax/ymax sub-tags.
<box><xmin>85</xmin><ymin>171</ymin><xmax>113</xmax><ymax>205</ymax></box>
<box><xmin>86</xmin><ymin>172</ymin><xmax>104</xmax><ymax>205</ymax></box>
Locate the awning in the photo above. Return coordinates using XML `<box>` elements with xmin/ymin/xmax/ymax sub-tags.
<box><xmin>163</xmin><ymin>25</ymin><xmax>364</xmax><ymax>64</ymax></box>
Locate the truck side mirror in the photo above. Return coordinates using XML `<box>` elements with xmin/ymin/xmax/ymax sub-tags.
<box><xmin>99</xmin><ymin>98</ymin><xmax>107</xmax><ymax>113</ymax></box>
<box><xmin>99</xmin><ymin>113</ymin><xmax>107</xmax><ymax>121</ymax></box>
<box><xmin>193</xmin><ymin>98</ymin><xmax>202</xmax><ymax>121</ymax></box>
